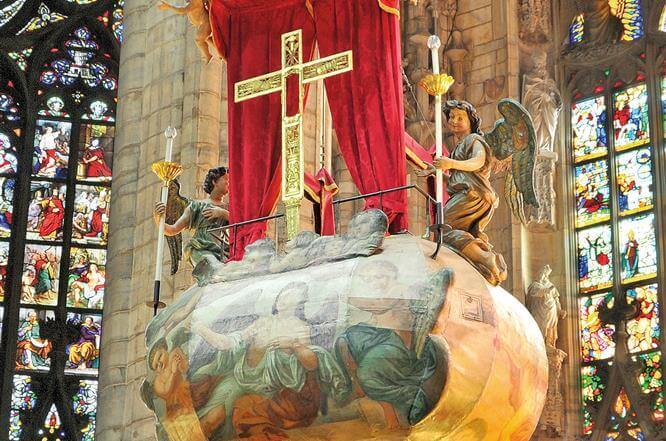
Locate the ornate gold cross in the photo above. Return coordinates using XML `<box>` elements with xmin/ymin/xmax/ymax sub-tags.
<box><xmin>234</xmin><ymin>29</ymin><xmax>352</xmax><ymax>240</ymax></box>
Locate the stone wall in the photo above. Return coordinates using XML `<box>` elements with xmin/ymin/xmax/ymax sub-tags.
<box><xmin>96</xmin><ymin>0</ymin><xmax>227</xmax><ymax>437</ymax></box>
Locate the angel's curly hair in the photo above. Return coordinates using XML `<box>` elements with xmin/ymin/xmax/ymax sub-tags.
<box><xmin>203</xmin><ymin>166</ymin><xmax>228</xmax><ymax>194</ymax></box>
<box><xmin>443</xmin><ymin>100</ymin><xmax>482</xmax><ymax>135</ymax></box>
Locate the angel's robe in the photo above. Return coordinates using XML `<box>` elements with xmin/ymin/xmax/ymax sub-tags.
<box><xmin>339</xmin><ymin>323</ymin><xmax>437</xmax><ymax>425</ymax></box>
<box><xmin>444</xmin><ymin>133</ymin><xmax>497</xmax><ymax>246</ymax></box>
<box><xmin>185</xmin><ymin>200</ymin><xmax>226</xmax><ymax>270</ymax></box>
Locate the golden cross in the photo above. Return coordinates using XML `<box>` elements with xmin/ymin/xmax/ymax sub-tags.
<box><xmin>234</xmin><ymin>29</ymin><xmax>352</xmax><ymax>240</ymax></box>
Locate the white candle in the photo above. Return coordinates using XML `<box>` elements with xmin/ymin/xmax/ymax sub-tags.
<box><xmin>154</xmin><ymin>126</ymin><xmax>178</xmax><ymax>282</ymax></box>
<box><xmin>427</xmin><ymin>35</ymin><xmax>444</xmax><ymax>206</ymax></box>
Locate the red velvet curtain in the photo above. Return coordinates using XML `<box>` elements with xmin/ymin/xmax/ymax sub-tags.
<box><xmin>209</xmin><ymin>0</ymin><xmax>408</xmax><ymax>259</ymax></box>
<box><xmin>209</xmin><ymin>0</ymin><xmax>315</xmax><ymax>260</ymax></box>
<box><xmin>311</xmin><ymin>0</ymin><xmax>408</xmax><ymax>232</ymax></box>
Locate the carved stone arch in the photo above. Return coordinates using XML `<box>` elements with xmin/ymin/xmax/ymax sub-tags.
<box><xmin>648</xmin><ymin>0</ymin><xmax>666</xmax><ymax>34</ymax></box>
<box><xmin>566</xmin><ymin>67</ymin><xmax>607</xmax><ymax>97</ymax></box>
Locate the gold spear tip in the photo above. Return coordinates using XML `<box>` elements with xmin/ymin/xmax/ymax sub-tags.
<box><xmin>151</xmin><ymin>161</ymin><xmax>184</xmax><ymax>183</ymax></box>
<box><xmin>419</xmin><ymin>73</ymin><xmax>455</xmax><ymax>97</ymax></box>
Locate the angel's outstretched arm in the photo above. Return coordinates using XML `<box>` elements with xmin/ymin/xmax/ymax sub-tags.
<box><xmin>435</xmin><ymin>140</ymin><xmax>486</xmax><ymax>172</ymax></box>
<box><xmin>154</xmin><ymin>203</ymin><xmax>191</xmax><ymax>236</ymax></box>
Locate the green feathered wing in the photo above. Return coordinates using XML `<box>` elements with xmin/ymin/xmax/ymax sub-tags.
<box><xmin>484</xmin><ymin>98</ymin><xmax>539</xmax><ymax>223</ymax></box>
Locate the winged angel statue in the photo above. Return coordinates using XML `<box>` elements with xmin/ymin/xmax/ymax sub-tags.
<box><xmin>152</xmin><ymin>167</ymin><xmax>230</xmax><ymax>283</ymax></box>
<box><xmin>425</xmin><ymin>99</ymin><xmax>538</xmax><ymax>285</ymax></box>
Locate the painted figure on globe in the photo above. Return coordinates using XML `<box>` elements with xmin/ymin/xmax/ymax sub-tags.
<box><xmin>423</xmin><ymin>99</ymin><xmax>539</xmax><ymax>285</ymax></box>
<box><xmin>153</xmin><ymin>166</ymin><xmax>229</xmax><ymax>282</ymax></box>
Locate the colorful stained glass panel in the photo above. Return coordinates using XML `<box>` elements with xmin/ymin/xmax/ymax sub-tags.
<box><xmin>18</xmin><ymin>3</ymin><xmax>66</xmax><ymax>34</ymax></box>
<box><xmin>26</xmin><ymin>181</ymin><xmax>67</xmax><ymax>241</ymax></box>
<box><xmin>580</xmin><ymin>293</ymin><xmax>616</xmax><ymax>362</ymax></box>
<box><xmin>613</xmin><ymin>0</ymin><xmax>644</xmax><ymax>42</ymax></box>
<box><xmin>606</xmin><ymin>388</ymin><xmax>643</xmax><ymax>440</ymax></box>
<box><xmin>661</xmin><ymin>6</ymin><xmax>666</xmax><ymax>32</ymax></box>
<box><xmin>8</xmin><ymin>48</ymin><xmax>32</xmax><ymax>71</ymax></box>
<box><xmin>577</xmin><ymin>225</ymin><xmax>614</xmax><ymax>293</ymax></box>
<box><xmin>575</xmin><ymin>160</ymin><xmax>610</xmax><ymax>228</ymax></box>
<box><xmin>42</xmin><ymin>403</ymin><xmax>65</xmax><ymax>438</ymax></box>
<box><xmin>582</xmin><ymin>363</ymin><xmax>610</xmax><ymax>435</ymax></box>
<box><xmin>619</xmin><ymin>213</ymin><xmax>658</xmax><ymax>284</ymax></box>
<box><xmin>81</xmin><ymin>101</ymin><xmax>114</xmax><ymax>122</ymax></box>
<box><xmin>613</xmin><ymin>84</ymin><xmax>649</xmax><ymax>151</ymax></box>
<box><xmin>0</xmin><ymin>0</ymin><xmax>28</xmax><ymax>27</ymax></box>
<box><xmin>616</xmin><ymin>147</ymin><xmax>653</xmax><ymax>216</ymax></box>
<box><xmin>32</xmin><ymin>119</ymin><xmax>71</xmax><ymax>178</ymax></box>
<box><xmin>0</xmin><ymin>92</ymin><xmax>20</xmax><ymax>123</ymax></box>
<box><xmin>569</xmin><ymin>14</ymin><xmax>584</xmax><ymax>45</ymax></box>
<box><xmin>67</xmin><ymin>248</ymin><xmax>106</xmax><ymax>309</ymax></box>
<box><xmin>626</xmin><ymin>284</ymin><xmax>660</xmax><ymax>353</ymax></box>
<box><xmin>15</xmin><ymin>308</ymin><xmax>55</xmax><ymax>370</ymax></box>
<box><xmin>72</xmin><ymin>185</ymin><xmax>110</xmax><ymax>245</ymax></box>
<box><xmin>0</xmin><ymin>241</ymin><xmax>8</xmax><ymax>302</ymax></box>
<box><xmin>662</xmin><ymin>76</ymin><xmax>666</xmax><ymax>133</ymax></box>
<box><xmin>73</xmin><ymin>380</ymin><xmax>97</xmax><ymax>441</ymax></box>
<box><xmin>38</xmin><ymin>96</ymin><xmax>70</xmax><ymax>118</ymax></box>
<box><xmin>0</xmin><ymin>132</ymin><xmax>19</xmax><ymax>174</ymax></box>
<box><xmin>22</xmin><ymin>245</ymin><xmax>61</xmax><ymax>306</ymax></box>
<box><xmin>77</xmin><ymin>124</ymin><xmax>114</xmax><ymax>181</ymax></box>
<box><xmin>9</xmin><ymin>375</ymin><xmax>38</xmax><ymax>440</ymax></box>
<box><xmin>572</xmin><ymin>96</ymin><xmax>608</xmax><ymax>162</ymax></box>
<box><xmin>0</xmin><ymin>177</ymin><xmax>15</xmax><ymax>238</ymax></box>
<box><xmin>66</xmin><ymin>313</ymin><xmax>101</xmax><ymax>374</ymax></box>
<box><xmin>634</xmin><ymin>351</ymin><xmax>664</xmax><ymax>422</ymax></box>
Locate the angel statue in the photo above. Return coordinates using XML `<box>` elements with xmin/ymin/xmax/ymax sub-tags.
<box><xmin>424</xmin><ymin>99</ymin><xmax>538</xmax><ymax>285</ymax></box>
<box><xmin>153</xmin><ymin>166</ymin><xmax>229</xmax><ymax>283</ymax></box>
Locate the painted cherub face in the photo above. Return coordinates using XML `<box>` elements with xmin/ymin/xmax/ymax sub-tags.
<box><xmin>447</xmin><ymin>108</ymin><xmax>472</xmax><ymax>137</ymax></box>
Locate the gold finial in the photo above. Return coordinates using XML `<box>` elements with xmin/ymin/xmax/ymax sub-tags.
<box><xmin>151</xmin><ymin>161</ymin><xmax>183</xmax><ymax>183</ymax></box>
<box><xmin>419</xmin><ymin>73</ymin><xmax>455</xmax><ymax>97</ymax></box>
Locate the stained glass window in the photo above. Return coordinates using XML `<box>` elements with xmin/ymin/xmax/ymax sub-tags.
<box><xmin>616</xmin><ymin>147</ymin><xmax>653</xmax><ymax>216</ymax></box>
<box><xmin>0</xmin><ymin>0</ymin><xmax>122</xmax><ymax>437</ymax></box>
<box><xmin>613</xmin><ymin>84</ymin><xmax>649</xmax><ymax>151</ymax></box>
<box><xmin>660</xmin><ymin>5</ymin><xmax>666</xmax><ymax>32</ymax></box>
<box><xmin>618</xmin><ymin>213</ymin><xmax>657</xmax><ymax>284</ymax></box>
<box><xmin>579</xmin><ymin>292</ymin><xmax>616</xmax><ymax>361</ymax></box>
<box><xmin>577</xmin><ymin>225</ymin><xmax>614</xmax><ymax>293</ymax></box>
<box><xmin>575</xmin><ymin>160</ymin><xmax>611</xmax><ymax>227</ymax></box>
<box><xmin>626</xmin><ymin>284</ymin><xmax>660</xmax><ymax>353</ymax></box>
<box><xmin>572</xmin><ymin>69</ymin><xmax>662</xmax><ymax>437</ymax></box>
<box><xmin>572</xmin><ymin>96</ymin><xmax>608</xmax><ymax>163</ymax></box>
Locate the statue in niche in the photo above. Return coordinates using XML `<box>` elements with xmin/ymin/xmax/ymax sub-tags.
<box><xmin>422</xmin><ymin>99</ymin><xmax>539</xmax><ymax>285</ymax></box>
<box><xmin>522</xmin><ymin>50</ymin><xmax>562</xmax><ymax>225</ymax></box>
<box><xmin>527</xmin><ymin>265</ymin><xmax>567</xmax><ymax>436</ymax></box>
<box><xmin>526</xmin><ymin>264</ymin><xmax>566</xmax><ymax>348</ymax></box>
<box><xmin>574</xmin><ymin>0</ymin><xmax>623</xmax><ymax>46</ymax></box>
<box><xmin>153</xmin><ymin>166</ymin><xmax>229</xmax><ymax>283</ymax></box>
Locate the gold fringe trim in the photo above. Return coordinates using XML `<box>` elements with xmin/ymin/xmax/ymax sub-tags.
<box><xmin>377</xmin><ymin>0</ymin><xmax>400</xmax><ymax>17</ymax></box>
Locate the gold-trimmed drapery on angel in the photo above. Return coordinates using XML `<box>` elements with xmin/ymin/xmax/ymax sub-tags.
<box><xmin>424</xmin><ymin>99</ymin><xmax>538</xmax><ymax>285</ymax></box>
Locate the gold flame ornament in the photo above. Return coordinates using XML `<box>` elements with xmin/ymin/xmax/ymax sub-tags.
<box><xmin>419</xmin><ymin>73</ymin><xmax>455</xmax><ymax>97</ymax></box>
<box><xmin>151</xmin><ymin>161</ymin><xmax>184</xmax><ymax>183</ymax></box>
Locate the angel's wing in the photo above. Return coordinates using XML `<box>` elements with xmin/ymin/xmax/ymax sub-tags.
<box><xmin>166</xmin><ymin>179</ymin><xmax>189</xmax><ymax>275</ymax></box>
<box><xmin>484</xmin><ymin>98</ymin><xmax>539</xmax><ymax>222</ymax></box>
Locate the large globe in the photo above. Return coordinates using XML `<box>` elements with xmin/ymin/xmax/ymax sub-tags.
<box><xmin>142</xmin><ymin>230</ymin><xmax>547</xmax><ymax>441</ymax></box>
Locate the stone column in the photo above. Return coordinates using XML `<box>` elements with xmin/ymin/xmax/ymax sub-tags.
<box><xmin>96</xmin><ymin>0</ymin><xmax>226</xmax><ymax>438</ymax></box>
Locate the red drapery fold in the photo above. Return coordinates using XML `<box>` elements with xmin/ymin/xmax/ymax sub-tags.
<box><xmin>209</xmin><ymin>0</ymin><xmax>409</xmax><ymax>258</ymax></box>
<box><xmin>304</xmin><ymin>168</ymin><xmax>339</xmax><ymax>236</ymax></box>
<box><xmin>311</xmin><ymin>0</ymin><xmax>408</xmax><ymax>232</ymax></box>
<box><xmin>210</xmin><ymin>0</ymin><xmax>315</xmax><ymax>260</ymax></box>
